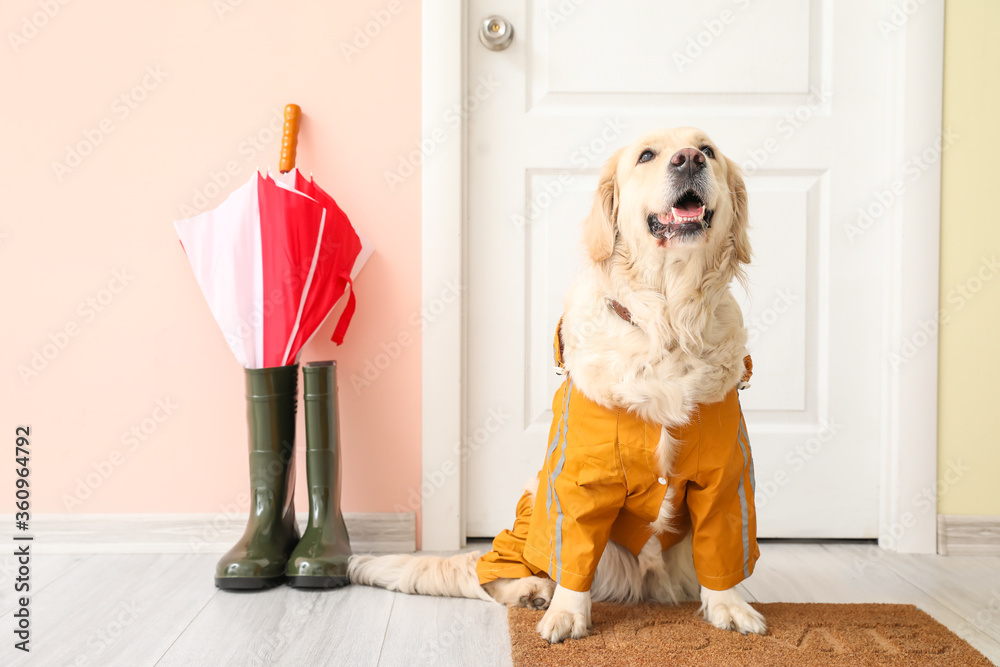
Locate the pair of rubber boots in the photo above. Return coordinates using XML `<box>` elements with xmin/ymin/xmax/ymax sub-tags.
<box><xmin>215</xmin><ymin>361</ymin><xmax>351</xmax><ymax>590</ymax></box>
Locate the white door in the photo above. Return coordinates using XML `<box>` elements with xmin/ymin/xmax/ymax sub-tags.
<box><xmin>465</xmin><ymin>0</ymin><xmax>894</xmax><ymax>539</ymax></box>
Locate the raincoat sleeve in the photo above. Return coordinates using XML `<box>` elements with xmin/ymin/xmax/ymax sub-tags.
<box><xmin>476</xmin><ymin>482</ymin><xmax>547</xmax><ymax>585</ymax></box>
<box><xmin>683</xmin><ymin>393</ymin><xmax>759</xmax><ymax>591</ymax></box>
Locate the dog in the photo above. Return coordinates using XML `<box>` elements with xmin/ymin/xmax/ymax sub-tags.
<box><xmin>349</xmin><ymin>128</ymin><xmax>766</xmax><ymax>644</ymax></box>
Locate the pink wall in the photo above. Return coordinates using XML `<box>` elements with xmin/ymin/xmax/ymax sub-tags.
<box><xmin>0</xmin><ymin>1</ymin><xmax>423</xmax><ymax>534</ymax></box>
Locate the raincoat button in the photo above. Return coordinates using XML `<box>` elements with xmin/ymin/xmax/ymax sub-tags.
<box><xmin>657</xmin><ymin>477</ymin><xmax>667</xmax><ymax>485</ymax></box>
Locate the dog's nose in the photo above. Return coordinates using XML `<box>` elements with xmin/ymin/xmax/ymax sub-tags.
<box><xmin>669</xmin><ymin>148</ymin><xmax>706</xmax><ymax>173</ymax></box>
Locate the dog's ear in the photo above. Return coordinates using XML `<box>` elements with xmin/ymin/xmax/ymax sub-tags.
<box><xmin>725</xmin><ymin>156</ymin><xmax>751</xmax><ymax>265</ymax></box>
<box><xmin>583</xmin><ymin>148</ymin><xmax>623</xmax><ymax>263</ymax></box>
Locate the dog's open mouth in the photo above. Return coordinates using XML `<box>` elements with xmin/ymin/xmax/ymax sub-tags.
<box><xmin>647</xmin><ymin>191</ymin><xmax>715</xmax><ymax>242</ymax></box>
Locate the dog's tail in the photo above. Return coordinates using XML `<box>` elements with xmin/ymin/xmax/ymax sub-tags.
<box><xmin>348</xmin><ymin>551</ymin><xmax>494</xmax><ymax>602</ymax></box>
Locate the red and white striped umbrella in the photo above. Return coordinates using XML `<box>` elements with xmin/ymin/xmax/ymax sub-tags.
<box><xmin>174</xmin><ymin>106</ymin><xmax>371</xmax><ymax>369</ymax></box>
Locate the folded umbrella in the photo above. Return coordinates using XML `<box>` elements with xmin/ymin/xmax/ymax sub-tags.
<box><xmin>174</xmin><ymin>115</ymin><xmax>370</xmax><ymax>367</ymax></box>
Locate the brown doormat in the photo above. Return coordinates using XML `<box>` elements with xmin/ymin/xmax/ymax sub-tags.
<box><xmin>509</xmin><ymin>602</ymin><xmax>992</xmax><ymax>666</ymax></box>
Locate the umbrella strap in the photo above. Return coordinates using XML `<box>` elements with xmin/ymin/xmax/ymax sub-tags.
<box><xmin>331</xmin><ymin>276</ymin><xmax>355</xmax><ymax>346</ymax></box>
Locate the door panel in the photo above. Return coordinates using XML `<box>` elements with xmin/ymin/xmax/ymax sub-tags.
<box><xmin>542</xmin><ymin>1</ymin><xmax>811</xmax><ymax>95</ymax></box>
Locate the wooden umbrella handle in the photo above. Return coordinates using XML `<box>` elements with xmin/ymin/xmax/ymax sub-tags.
<box><xmin>279</xmin><ymin>104</ymin><xmax>301</xmax><ymax>174</ymax></box>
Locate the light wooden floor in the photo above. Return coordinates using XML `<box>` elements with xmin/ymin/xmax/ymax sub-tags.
<box><xmin>3</xmin><ymin>541</ymin><xmax>999</xmax><ymax>666</ymax></box>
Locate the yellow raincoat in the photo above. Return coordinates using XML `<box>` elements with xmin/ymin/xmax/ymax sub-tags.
<box><xmin>477</xmin><ymin>323</ymin><xmax>758</xmax><ymax>593</ymax></box>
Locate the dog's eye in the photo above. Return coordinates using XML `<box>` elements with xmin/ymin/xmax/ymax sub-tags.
<box><xmin>637</xmin><ymin>149</ymin><xmax>656</xmax><ymax>164</ymax></box>
<box><xmin>700</xmin><ymin>145</ymin><xmax>716</xmax><ymax>159</ymax></box>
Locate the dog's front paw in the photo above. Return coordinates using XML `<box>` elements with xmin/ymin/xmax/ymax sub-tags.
<box><xmin>537</xmin><ymin>607</ymin><xmax>589</xmax><ymax>643</ymax></box>
<box><xmin>535</xmin><ymin>585</ymin><xmax>592</xmax><ymax>643</ymax></box>
<box><xmin>700</xmin><ymin>587</ymin><xmax>766</xmax><ymax>635</ymax></box>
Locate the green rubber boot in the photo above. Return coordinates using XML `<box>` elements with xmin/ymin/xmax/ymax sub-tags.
<box><xmin>215</xmin><ymin>364</ymin><xmax>301</xmax><ymax>590</ymax></box>
<box><xmin>287</xmin><ymin>361</ymin><xmax>352</xmax><ymax>589</ymax></box>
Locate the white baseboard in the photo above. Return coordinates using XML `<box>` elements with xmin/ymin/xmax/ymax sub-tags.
<box><xmin>0</xmin><ymin>512</ymin><xmax>415</xmax><ymax>555</ymax></box>
<box><xmin>937</xmin><ymin>515</ymin><xmax>1000</xmax><ymax>555</ymax></box>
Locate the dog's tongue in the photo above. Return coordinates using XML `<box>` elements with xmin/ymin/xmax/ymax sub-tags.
<box><xmin>671</xmin><ymin>204</ymin><xmax>705</xmax><ymax>219</ymax></box>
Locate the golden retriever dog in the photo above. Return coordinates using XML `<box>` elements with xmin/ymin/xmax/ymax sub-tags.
<box><xmin>349</xmin><ymin>128</ymin><xmax>765</xmax><ymax>643</ymax></box>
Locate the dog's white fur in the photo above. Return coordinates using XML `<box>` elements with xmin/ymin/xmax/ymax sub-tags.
<box><xmin>348</xmin><ymin>128</ymin><xmax>765</xmax><ymax>642</ymax></box>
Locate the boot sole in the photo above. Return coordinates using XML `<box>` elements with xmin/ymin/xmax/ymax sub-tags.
<box><xmin>215</xmin><ymin>575</ymin><xmax>286</xmax><ymax>590</ymax></box>
<box><xmin>287</xmin><ymin>575</ymin><xmax>350</xmax><ymax>590</ymax></box>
